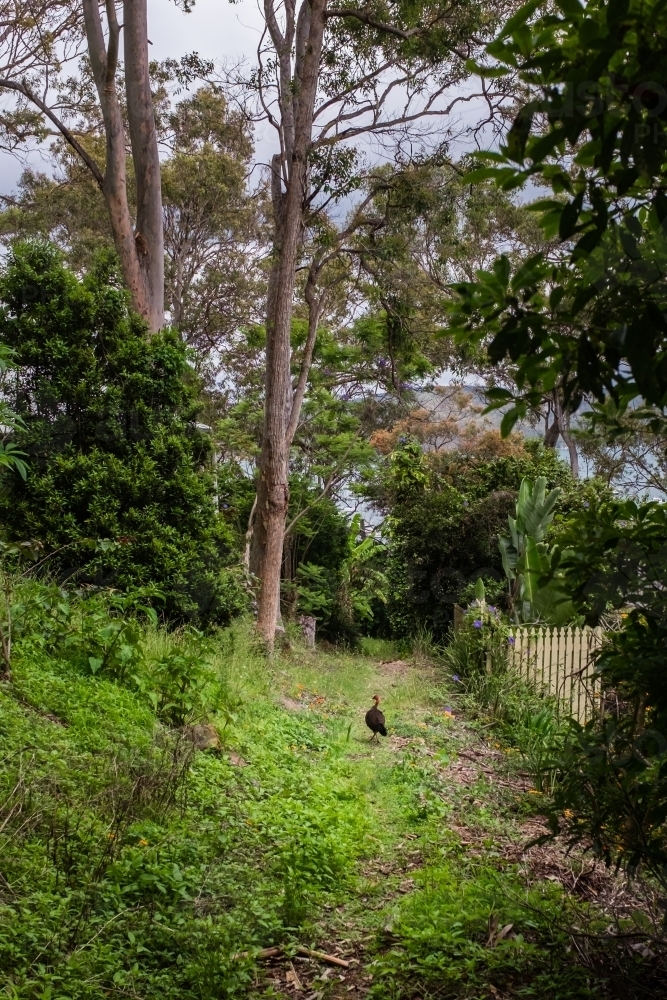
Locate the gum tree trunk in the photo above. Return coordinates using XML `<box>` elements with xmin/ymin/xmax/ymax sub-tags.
<box><xmin>81</xmin><ymin>0</ymin><xmax>163</xmax><ymax>330</ymax></box>
<box><xmin>123</xmin><ymin>0</ymin><xmax>164</xmax><ymax>331</ymax></box>
<box><xmin>253</xmin><ymin>0</ymin><xmax>327</xmax><ymax>647</ymax></box>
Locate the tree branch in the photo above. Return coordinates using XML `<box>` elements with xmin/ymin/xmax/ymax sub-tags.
<box><xmin>326</xmin><ymin>8</ymin><xmax>421</xmax><ymax>40</ymax></box>
<box><xmin>104</xmin><ymin>0</ymin><xmax>121</xmax><ymax>92</ymax></box>
<box><xmin>0</xmin><ymin>78</ymin><xmax>104</xmax><ymax>189</ymax></box>
<box><xmin>286</xmin><ymin>269</ymin><xmax>323</xmax><ymax>447</ymax></box>
<box><xmin>326</xmin><ymin>7</ymin><xmax>470</xmax><ymax>59</ymax></box>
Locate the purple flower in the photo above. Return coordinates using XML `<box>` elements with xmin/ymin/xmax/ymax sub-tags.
<box><xmin>452</xmin><ymin>674</ymin><xmax>460</xmax><ymax>683</ymax></box>
<box><xmin>507</xmin><ymin>636</ymin><xmax>515</xmax><ymax>645</ymax></box>
<box><xmin>488</xmin><ymin>605</ymin><xmax>496</xmax><ymax>612</ymax></box>
<box><xmin>473</xmin><ymin>619</ymin><xmax>482</xmax><ymax>628</ymax></box>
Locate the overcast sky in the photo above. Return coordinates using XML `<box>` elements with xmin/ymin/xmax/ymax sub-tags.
<box><xmin>0</xmin><ymin>0</ymin><xmax>265</xmax><ymax>195</ymax></box>
<box><xmin>0</xmin><ymin>1</ymin><xmax>493</xmax><ymax>195</ymax></box>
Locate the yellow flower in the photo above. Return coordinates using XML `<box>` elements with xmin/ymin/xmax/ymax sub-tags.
<box><xmin>138</xmin><ymin>838</ymin><xmax>149</xmax><ymax>846</ymax></box>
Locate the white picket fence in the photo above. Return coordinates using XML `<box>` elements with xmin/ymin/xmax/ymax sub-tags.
<box><xmin>507</xmin><ymin>625</ymin><xmax>606</xmax><ymax>723</ymax></box>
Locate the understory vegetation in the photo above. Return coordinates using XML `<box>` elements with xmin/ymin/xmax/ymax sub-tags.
<box><xmin>1</xmin><ymin>588</ymin><xmax>665</xmax><ymax>999</ymax></box>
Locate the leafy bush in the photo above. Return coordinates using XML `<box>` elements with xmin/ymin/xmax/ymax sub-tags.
<box><xmin>498</xmin><ymin>475</ymin><xmax>575</xmax><ymax>625</ymax></box>
<box><xmin>544</xmin><ymin>499</ymin><xmax>667</xmax><ymax>887</ymax></box>
<box><xmin>10</xmin><ymin>578</ymin><xmax>225</xmax><ymax>726</ymax></box>
<box><xmin>134</xmin><ymin>640</ymin><xmax>222</xmax><ymax>727</ymax></box>
<box><xmin>369</xmin><ymin>438</ymin><xmax>607</xmax><ymax>639</ymax></box>
<box><xmin>289</xmin><ymin>513</ymin><xmax>388</xmax><ymax>646</ymax></box>
<box><xmin>442</xmin><ymin>599</ymin><xmax>566</xmax><ymax>792</ymax></box>
<box><xmin>441</xmin><ymin>598</ymin><xmax>514</xmax><ymax>681</ymax></box>
<box><xmin>0</xmin><ymin>241</ymin><xmax>247</xmax><ymax>626</ymax></box>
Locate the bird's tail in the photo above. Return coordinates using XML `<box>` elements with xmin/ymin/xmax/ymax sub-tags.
<box><xmin>378</xmin><ymin>724</ymin><xmax>387</xmax><ymax>737</ymax></box>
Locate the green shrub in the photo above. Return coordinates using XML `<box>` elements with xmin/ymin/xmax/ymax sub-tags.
<box><xmin>10</xmin><ymin>578</ymin><xmax>224</xmax><ymax>726</ymax></box>
<box><xmin>0</xmin><ymin>241</ymin><xmax>247</xmax><ymax>626</ymax></box>
<box><xmin>543</xmin><ymin>499</ymin><xmax>667</xmax><ymax>887</ymax></box>
<box><xmin>441</xmin><ymin>600</ymin><xmax>514</xmax><ymax>681</ymax></box>
<box><xmin>442</xmin><ymin>602</ymin><xmax>566</xmax><ymax>792</ymax></box>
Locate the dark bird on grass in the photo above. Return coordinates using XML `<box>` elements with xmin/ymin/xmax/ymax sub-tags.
<box><xmin>365</xmin><ymin>695</ymin><xmax>387</xmax><ymax>742</ymax></box>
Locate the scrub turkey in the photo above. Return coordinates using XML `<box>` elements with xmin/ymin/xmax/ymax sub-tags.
<box><xmin>365</xmin><ymin>695</ymin><xmax>387</xmax><ymax>741</ymax></box>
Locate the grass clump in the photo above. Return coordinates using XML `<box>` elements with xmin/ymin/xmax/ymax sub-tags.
<box><xmin>371</xmin><ymin>861</ymin><xmax>604</xmax><ymax>1000</ymax></box>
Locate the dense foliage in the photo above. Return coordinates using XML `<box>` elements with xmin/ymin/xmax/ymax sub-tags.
<box><xmin>369</xmin><ymin>438</ymin><xmax>607</xmax><ymax>638</ymax></box>
<box><xmin>0</xmin><ymin>242</ymin><xmax>245</xmax><ymax>625</ymax></box>
<box><xmin>545</xmin><ymin>499</ymin><xmax>667</xmax><ymax>884</ymax></box>
<box><xmin>2</xmin><ymin>580</ymin><xmax>660</xmax><ymax>1000</ymax></box>
<box><xmin>450</xmin><ymin>0</ymin><xmax>667</xmax><ymax>430</ymax></box>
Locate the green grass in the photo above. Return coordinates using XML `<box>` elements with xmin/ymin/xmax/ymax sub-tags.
<box><xmin>0</xmin><ymin>611</ymin><xmax>661</xmax><ymax>999</ymax></box>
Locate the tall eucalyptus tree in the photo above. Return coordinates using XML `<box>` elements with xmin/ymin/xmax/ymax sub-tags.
<box><xmin>250</xmin><ymin>0</ymin><xmax>508</xmax><ymax>645</ymax></box>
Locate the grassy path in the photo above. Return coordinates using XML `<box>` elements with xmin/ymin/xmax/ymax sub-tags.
<box><xmin>0</xmin><ymin>630</ymin><xmax>658</xmax><ymax>999</ymax></box>
<box><xmin>219</xmin><ymin>639</ymin><xmax>648</xmax><ymax>1000</ymax></box>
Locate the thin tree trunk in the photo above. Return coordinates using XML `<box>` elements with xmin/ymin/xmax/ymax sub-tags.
<box><xmin>554</xmin><ymin>392</ymin><xmax>579</xmax><ymax>477</ymax></box>
<box><xmin>80</xmin><ymin>0</ymin><xmax>163</xmax><ymax>331</ymax></box>
<box><xmin>543</xmin><ymin>420</ymin><xmax>560</xmax><ymax>448</ymax></box>
<box><xmin>244</xmin><ymin>493</ymin><xmax>258</xmax><ymax>573</ymax></box>
<box><xmin>249</xmin><ymin>156</ymin><xmax>287</xmax><ymax>583</ymax></box>
<box><xmin>286</xmin><ymin>265</ymin><xmax>323</xmax><ymax>447</ymax></box>
<box><xmin>254</xmin><ymin>0</ymin><xmax>327</xmax><ymax>647</ymax></box>
<box><xmin>124</xmin><ymin>0</ymin><xmax>164</xmax><ymax>332</ymax></box>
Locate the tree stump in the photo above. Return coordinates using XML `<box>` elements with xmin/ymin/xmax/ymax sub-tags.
<box><xmin>298</xmin><ymin>615</ymin><xmax>316</xmax><ymax>648</ymax></box>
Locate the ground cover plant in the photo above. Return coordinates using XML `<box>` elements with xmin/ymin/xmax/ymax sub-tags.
<box><xmin>1</xmin><ymin>583</ymin><xmax>665</xmax><ymax>999</ymax></box>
